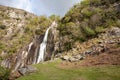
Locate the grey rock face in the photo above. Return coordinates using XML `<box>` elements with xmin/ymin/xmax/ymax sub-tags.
<box><xmin>18</xmin><ymin>68</ymin><xmax>27</xmax><ymax>75</ymax></box>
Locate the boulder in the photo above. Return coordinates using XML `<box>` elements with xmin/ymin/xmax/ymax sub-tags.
<box><xmin>26</xmin><ymin>66</ymin><xmax>37</xmax><ymax>73</ymax></box>
<box><xmin>18</xmin><ymin>68</ymin><xmax>27</xmax><ymax>75</ymax></box>
<box><xmin>85</xmin><ymin>49</ymin><xmax>92</xmax><ymax>55</ymax></box>
<box><xmin>55</xmin><ymin>53</ymin><xmax>62</xmax><ymax>58</ymax></box>
<box><xmin>61</xmin><ymin>56</ymin><xmax>70</xmax><ymax>61</ymax></box>
<box><xmin>69</xmin><ymin>57</ymin><xmax>79</xmax><ymax>62</ymax></box>
<box><xmin>73</xmin><ymin>55</ymin><xmax>84</xmax><ymax>60</ymax></box>
<box><xmin>18</xmin><ymin>66</ymin><xmax>37</xmax><ymax>75</ymax></box>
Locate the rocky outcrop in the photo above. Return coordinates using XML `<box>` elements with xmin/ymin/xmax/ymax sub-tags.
<box><xmin>61</xmin><ymin>27</ymin><xmax>120</xmax><ymax>62</ymax></box>
<box><xmin>0</xmin><ymin>5</ymin><xmax>38</xmax><ymax>70</ymax></box>
<box><xmin>1</xmin><ymin>35</ymin><xmax>41</xmax><ymax>70</ymax></box>
<box><xmin>18</xmin><ymin>65</ymin><xmax>37</xmax><ymax>75</ymax></box>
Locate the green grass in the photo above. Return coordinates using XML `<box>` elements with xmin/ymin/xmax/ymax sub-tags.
<box><xmin>17</xmin><ymin>60</ymin><xmax>120</xmax><ymax>80</ymax></box>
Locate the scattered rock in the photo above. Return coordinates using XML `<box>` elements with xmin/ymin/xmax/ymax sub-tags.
<box><xmin>69</xmin><ymin>57</ymin><xmax>78</xmax><ymax>62</ymax></box>
<box><xmin>73</xmin><ymin>55</ymin><xmax>84</xmax><ymax>60</ymax></box>
<box><xmin>85</xmin><ymin>49</ymin><xmax>92</xmax><ymax>55</ymax></box>
<box><xmin>107</xmin><ymin>27</ymin><xmax>120</xmax><ymax>37</ymax></box>
<box><xmin>108</xmin><ymin>40</ymin><xmax>116</xmax><ymax>44</ymax></box>
<box><xmin>62</xmin><ymin>56</ymin><xmax>70</xmax><ymax>61</ymax></box>
<box><xmin>55</xmin><ymin>53</ymin><xmax>62</xmax><ymax>58</ymax></box>
<box><xmin>61</xmin><ymin>55</ymin><xmax>84</xmax><ymax>62</ymax></box>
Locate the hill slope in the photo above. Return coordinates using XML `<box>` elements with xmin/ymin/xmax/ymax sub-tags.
<box><xmin>0</xmin><ymin>0</ymin><xmax>120</xmax><ymax>80</ymax></box>
<box><xmin>58</xmin><ymin>0</ymin><xmax>120</xmax><ymax>52</ymax></box>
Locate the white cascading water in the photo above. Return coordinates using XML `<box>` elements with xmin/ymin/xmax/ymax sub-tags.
<box><xmin>37</xmin><ymin>27</ymin><xmax>50</xmax><ymax>63</ymax></box>
<box><xmin>37</xmin><ymin>21</ymin><xmax>56</xmax><ymax>63</ymax></box>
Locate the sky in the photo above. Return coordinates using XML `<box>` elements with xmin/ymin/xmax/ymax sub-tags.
<box><xmin>0</xmin><ymin>0</ymin><xmax>82</xmax><ymax>17</ymax></box>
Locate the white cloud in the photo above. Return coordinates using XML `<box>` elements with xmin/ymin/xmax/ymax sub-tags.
<box><xmin>0</xmin><ymin>0</ymin><xmax>82</xmax><ymax>16</ymax></box>
<box><xmin>32</xmin><ymin>0</ymin><xmax>81</xmax><ymax>16</ymax></box>
<box><xmin>0</xmin><ymin>0</ymin><xmax>33</xmax><ymax>13</ymax></box>
<box><xmin>15</xmin><ymin>0</ymin><xmax>32</xmax><ymax>13</ymax></box>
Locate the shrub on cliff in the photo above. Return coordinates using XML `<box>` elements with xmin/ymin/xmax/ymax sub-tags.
<box><xmin>82</xmin><ymin>26</ymin><xmax>96</xmax><ymax>37</ymax></box>
<box><xmin>0</xmin><ymin>66</ymin><xmax>11</xmax><ymax>80</ymax></box>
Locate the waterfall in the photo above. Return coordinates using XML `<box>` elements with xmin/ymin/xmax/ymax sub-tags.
<box><xmin>36</xmin><ymin>21</ymin><xmax>56</xmax><ymax>63</ymax></box>
<box><xmin>37</xmin><ymin>27</ymin><xmax>50</xmax><ymax>63</ymax></box>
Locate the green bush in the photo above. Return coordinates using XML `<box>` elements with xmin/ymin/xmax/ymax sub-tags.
<box><xmin>8</xmin><ymin>47</ymin><xmax>16</xmax><ymax>54</ymax></box>
<box><xmin>49</xmin><ymin>15</ymin><xmax>60</xmax><ymax>22</ymax></box>
<box><xmin>0</xmin><ymin>42</ymin><xmax>6</xmax><ymax>53</ymax></box>
<box><xmin>81</xmin><ymin>0</ymin><xmax>90</xmax><ymax>7</ymax></box>
<box><xmin>116</xmin><ymin>20</ymin><xmax>120</xmax><ymax>28</ymax></box>
<box><xmin>89</xmin><ymin>0</ymin><xmax>101</xmax><ymax>6</ymax></box>
<box><xmin>95</xmin><ymin>26</ymin><xmax>105</xmax><ymax>33</ymax></box>
<box><xmin>0</xmin><ymin>42</ymin><xmax>5</xmax><ymax>49</ymax></box>
<box><xmin>64</xmin><ymin>42</ymin><xmax>72</xmax><ymax>51</ymax></box>
<box><xmin>30</xmin><ymin>17</ymin><xmax>39</xmax><ymax>25</ymax></box>
<box><xmin>81</xmin><ymin>8</ymin><xmax>94</xmax><ymax>18</ymax></box>
<box><xmin>58</xmin><ymin>23</ymin><xmax>66</xmax><ymax>36</ymax></box>
<box><xmin>24</xmin><ymin>27</ymin><xmax>32</xmax><ymax>34</ymax></box>
<box><xmin>105</xmin><ymin>19</ymin><xmax>117</xmax><ymax>27</ymax></box>
<box><xmin>82</xmin><ymin>26</ymin><xmax>96</xmax><ymax>37</ymax></box>
<box><xmin>0</xmin><ymin>66</ymin><xmax>11</xmax><ymax>80</ymax></box>
<box><xmin>117</xmin><ymin>43</ymin><xmax>120</xmax><ymax>48</ymax></box>
<box><xmin>35</xmin><ymin>29</ymin><xmax>43</xmax><ymax>35</ymax></box>
<box><xmin>63</xmin><ymin>16</ymin><xmax>71</xmax><ymax>23</ymax></box>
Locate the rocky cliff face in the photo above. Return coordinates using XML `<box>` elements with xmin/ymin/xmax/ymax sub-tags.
<box><xmin>0</xmin><ymin>5</ymin><xmax>36</xmax><ymax>70</ymax></box>
<box><xmin>0</xmin><ymin>5</ymin><xmax>36</xmax><ymax>57</ymax></box>
<box><xmin>61</xmin><ymin>27</ymin><xmax>120</xmax><ymax>62</ymax></box>
<box><xmin>0</xmin><ymin>6</ymin><xmax>60</xmax><ymax>71</ymax></box>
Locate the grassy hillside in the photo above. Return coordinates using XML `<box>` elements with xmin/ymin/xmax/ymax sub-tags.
<box><xmin>17</xmin><ymin>41</ymin><xmax>120</xmax><ymax>80</ymax></box>
<box><xmin>17</xmin><ymin>59</ymin><xmax>120</xmax><ymax>80</ymax></box>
